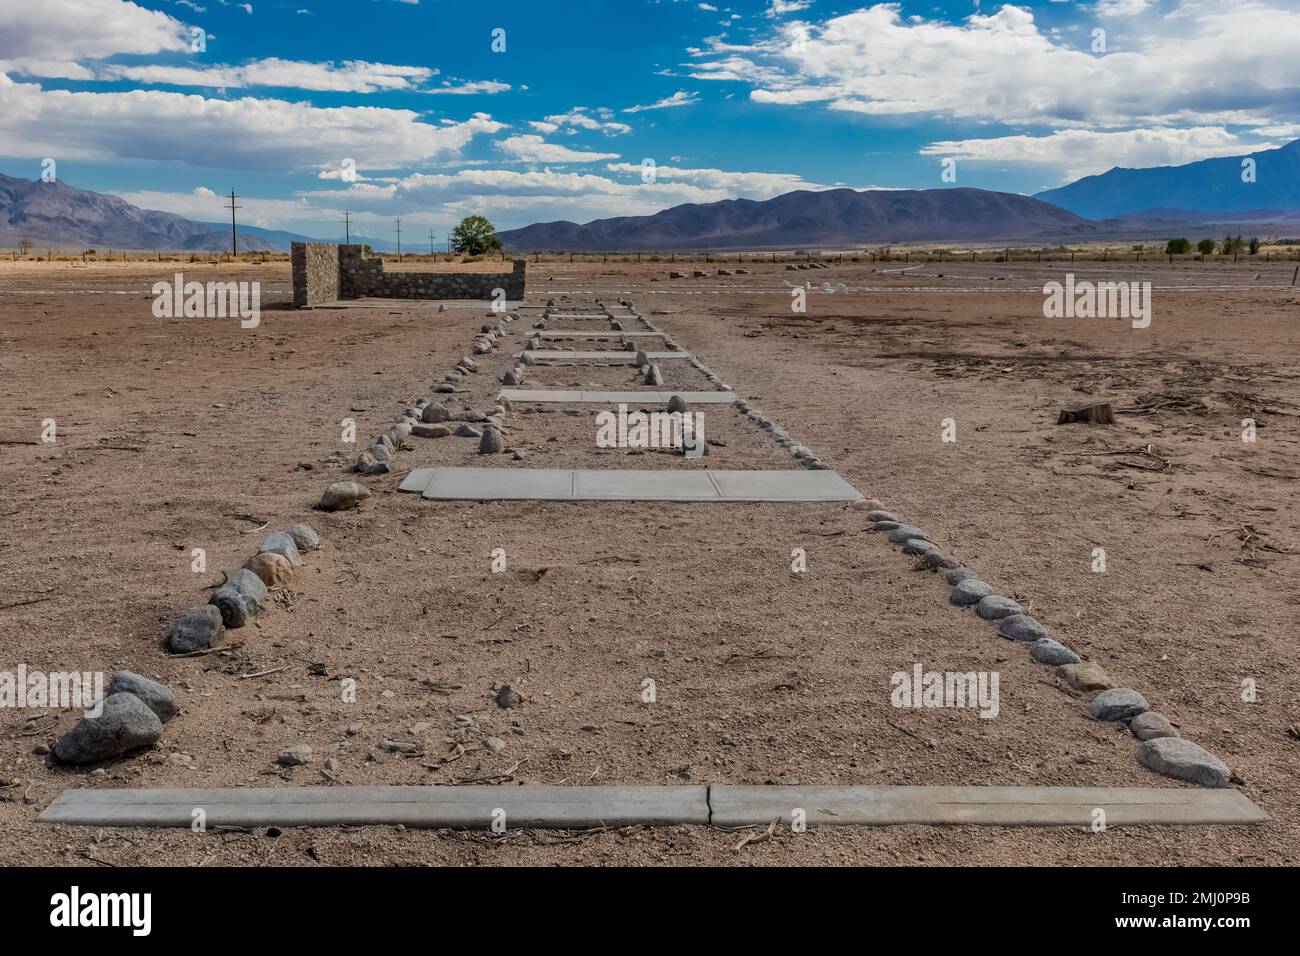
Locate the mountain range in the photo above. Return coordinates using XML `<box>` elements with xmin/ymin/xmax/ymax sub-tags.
<box><xmin>3</xmin><ymin>138</ymin><xmax>1298</xmax><ymax>253</ymax></box>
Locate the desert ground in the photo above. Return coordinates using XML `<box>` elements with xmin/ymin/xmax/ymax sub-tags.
<box><xmin>1</xmin><ymin>254</ymin><xmax>1297</xmax><ymax>866</ymax></box>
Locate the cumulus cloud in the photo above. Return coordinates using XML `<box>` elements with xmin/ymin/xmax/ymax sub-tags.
<box><xmin>690</xmin><ymin>1</ymin><xmax>1300</xmax><ymax>129</ymax></box>
<box><xmin>496</xmin><ymin>135</ymin><xmax>621</xmax><ymax>164</ymax></box>
<box><xmin>0</xmin><ymin>0</ymin><xmax>188</xmax><ymax>77</ymax></box>
<box><xmin>0</xmin><ymin>74</ymin><xmax>505</xmax><ymax>169</ymax></box>
<box><xmin>102</xmin><ymin>59</ymin><xmax>437</xmax><ymax>93</ymax></box>
<box><xmin>539</xmin><ymin>107</ymin><xmax>632</xmax><ymax>136</ymax></box>
<box><xmin>920</xmin><ymin>127</ymin><xmax>1274</xmax><ymax>181</ymax></box>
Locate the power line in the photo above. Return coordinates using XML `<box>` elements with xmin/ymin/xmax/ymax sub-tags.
<box><xmin>342</xmin><ymin>211</ymin><xmax>351</xmax><ymax>245</ymax></box>
<box><xmin>394</xmin><ymin>218</ymin><xmax>402</xmax><ymax>262</ymax></box>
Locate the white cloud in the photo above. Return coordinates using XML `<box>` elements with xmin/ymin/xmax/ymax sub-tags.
<box><xmin>0</xmin><ymin>74</ymin><xmax>505</xmax><ymax>169</ymax></box>
<box><xmin>767</xmin><ymin>0</ymin><xmax>813</xmax><ymax>16</ymax></box>
<box><xmin>920</xmin><ymin>127</ymin><xmax>1271</xmax><ymax>181</ymax></box>
<box><xmin>690</xmin><ymin>1</ymin><xmax>1300</xmax><ymax>129</ymax></box>
<box><xmin>102</xmin><ymin>58</ymin><xmax>437</xmax><ymax>93</ymax></box>
<box><xmin>0</xmin><ymin>0</ymin><xmax>188</xmax><ymax>77</ymax></box>
<box><xmin>1093</xmin><ymin>0</ymin><xmax>1153</xmax><ymax>16</ymax></box>
<box><xmin>541</xmin><ymin>107</ymin><xmax>632</xmax><ymax>135</ymax></box>
<box><xmin>623</xmin><ymin>91</ymin><xmax>700</xmax><ymax>112</ymax></box>
<box><xmin>496</xmin><ymin>135</ymin><xmax>621</xmax><ymax>164</ymax></box>
<box><xmin>424</xmin><ymin>80</ymin><xmax>511</xmax><ymax>95</ymax></box>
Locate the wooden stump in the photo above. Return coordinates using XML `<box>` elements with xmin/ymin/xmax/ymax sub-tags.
<box><xmin>1057</xmin><ymin>402</ymin><xmax>1115</xmax><ymax>425</ymax></box>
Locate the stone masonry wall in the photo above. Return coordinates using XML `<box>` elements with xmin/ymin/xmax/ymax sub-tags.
<box><xmin>291</xmin><ymin>242</ymin><xmax>340</xmax><ymax>308</ymax></box>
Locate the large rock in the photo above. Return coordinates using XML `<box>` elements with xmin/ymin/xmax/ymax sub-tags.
<box><xmin>1088</xmin><ymin>688</ymin><xmax>1149</xmax><ymax>722</ymax></box>
<box><xmin>1056</xmin><ymin>661</ymin><xmax>1113</xmax><ymax>692</ymax></box>
<box><xmin>888</xmin><ymin>525</ymin><xmax>929</xmax><ymax>544</ymax></box>
<box><xmin>1029</xmin><ymin>638</ymin><xmax>1080</xmax><ymax>665</ymax></box>
<box><xmin>866</xmin><ymin>510</ymin><xmax>897</xmax><ymax>522</ymax></box>
<box><xmin>645</xmin><ymin>365</ymin><xmax>664</xmax><ymax>386</ymax></box>
<box><xmin>479</xmin><ymin>426</ymin><xmax>505</xmax><ymax>454</ymax></box>
<box><xmin>1129</xmin><ymin>711</ymin><xmax>1179</xmax><ymax>741</ymax></box>
<box><xmin>261</xmin><ymin>531</ymin><xmax>304</xmax><ymax>567</ymax></box>
<box><xmin>208</xmin><ymin>568</ymin><xmax>268</xmax><ymax>628</ymax></box>
<box><xmin>998</xmin><ymin>614</ymin><xmax>1047</xmax><ymax>642</ymax></box>
<box><xmin>945</xmin><ymin>567</ymin><xmax>976</xmax><ymax>585</ymax></box>
<box><xmin>949</xmin><ymin>579</ymin><xmax>993</xmax><ymax>606</ymax></box>
<box><xmin>165</xmin><ymin>605</ymin><xmax>225</xmax><ymax>654</ymax></box>
<box><xmin>976</xmin><ymin>595</ymin><xmax>1024</xmax><ymax>621</ymax></box>
<box><xmin>244</xmin><ymin>551</ymin><xmax>294</xmax><ymax>588</ymax></box>
<box><xmin>287</xmin><ymin>523</ymin><xmax>321</xmax><ymax>552</ymax></box>
<box><xmin>915</xmin><ymin>550</ymin><xmax>961</xmax><ymax>571</ymax></box>
<box><xmin>105</xmin><ymin>672</ymin><xmax>178</xmax><ymax>722</ymax></box>
<box><xmin>52</xmin><ymin>693</ymin><xmax>162</xmax><ymax>764</ymax></box>
<box><xmin>667</xmin><ymin>395</ymin><xmax>688</xmax><ymax>414</ymax></box>
<box><xmin>318</xmin><ymin>481</ymin><xmax>370</xmax><ymax>512</ymax></box>
<box><xmin>421</xmin><ymin>402</ymin><xmax>451</xmax><ymax>423</ymax></box>
<box><xmin>1136</xmin><ymin>737</ymin><xmax>1231</xmax><ymax>788</ymax></box>
<box><xmin>411</xmin><ymin>424</ymin><xmax>451</xmax><ymax>438</ymax></box>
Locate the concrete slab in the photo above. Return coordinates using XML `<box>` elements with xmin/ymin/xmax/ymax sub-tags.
<box><xmin>544</xmin><ymin>313</ymin><xmax>609</xmax><ymax>319</ymax></box>
<box><xmin>40</xmin><ymin>785</ymin><xmax>710</xmax><ymax>829</ymax></box>
<box><xmin>574</xmin><ymin>469</ymin><xmax>720</xmax><ymax>501</ymax></box>
<box><xmin>401</xmin><ymin>468</ymin><xmax>861</xmax><ymax>502</ymax></box>
<box><xmin>709</xmin><ymin>786</ymin><xmax>1269</xmax><ymax>827</ymax></box>
<box><xmin>709</xmin><ymin>469</ymin><xmax>860</xmax><ymax>501</ymax></box>
<box><xmin>421</xmin><ymin>467</ymin><xmax>574</xmax><ymax>500</ymax></box>
<box><xmin>500</xmin><ymin>389</ymin><xmax>737</xmax><ymax>404</ymax></box>
<box><xmin>399</xmin><ymin>467</ymin><xmax>438</xmax><ymax>493</ymax></box>
<box><xmin>521</xmin><ymin>350</ymin><xmax>690</xmax><ymax>362</ymax></box>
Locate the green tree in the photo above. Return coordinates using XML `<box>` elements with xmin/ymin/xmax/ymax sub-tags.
<box><xmin>450</xmin><ymin>215</ymin><xmax>502</xmax><ymax>256</ymax></box>
<box><xmin>1165</xmin><ymin>238</ymin><xmax>1190</xmax><ymax>255</ymax></box>
<box><xmin>1196</xmin><ymin>238</ymin><xmax>1216</xmax><ymax>256</ymax></box>
<box><xmin>1248</xmin><ymin>237</ymin><xmax>1260</xmax><ymax>255</ymax></box>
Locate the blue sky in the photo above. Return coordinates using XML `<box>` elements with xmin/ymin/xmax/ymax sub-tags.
<box><xmin>0</xmin><ymin>0</ymin><xmax>1296</xmax><ymax>240</ymax></box>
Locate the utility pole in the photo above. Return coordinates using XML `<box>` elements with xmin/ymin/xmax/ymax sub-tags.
<box><xmin>429</xmin><ymin>230</ymin><xmax>435</xmax><ymax>258</ymax></box>
<box><xmin>394</xmin><ymin>218</ymin><xmax>402</xmax><ymax>262</ymax></box>
<box><xmin>225</xmin><ymin>189</ymin><xmax>241</xmax><ymax>257</ymax></box>
<box><xmin>342</xmin><ymin>211</ymin><xmax>351</xmax><ymax>245</ymax></box>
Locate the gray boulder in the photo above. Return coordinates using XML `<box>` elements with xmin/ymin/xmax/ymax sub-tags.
<box><xmin>287</xmin><ymin>523</ymin><xmax>321</xmax><ymax>552</ymax></box>
<box><xmin>976</xmin><ymin>595</ymin><xmax>1024</xmax><ymax>620</ymax></box>
<box><xmin>888</xmin><ymin>525</ymin><xmax>929</xmax><ymax>544</ymax></box>
<box><xmin>1136</xmin><ymin>737</ymin><xmax>1231</xmax><ymax>788</ymax></box>
<box><xmin>998</xmin><ymin>614</ymin><xmax>1047</xmax><ymax>642</ymax></box>
<box><xmin>1088</xmin><ymin>688</ymin><xmax>1149</xmax><ymax>722</ymax></box>
<box><xmin>949</xmin><ymin>579</ymin><xmax>993</xmax><ymax>606</ymax></box>
<box><xmin>209</xmin><ymin>568</ymin><xmax>268</xmax><ymax>628</ymax></box>
<box><xmin>261</xmin><ymin>531</ymin><xmax>304</xmax><ymax>567</ymax></box>
<box><xmin>1129</xmin><ymin>711</ymin><xmax>1179</xmax><ymax>741</ymax></box>
<box><xmin>1029</xmin><ymin>638</ymin><xmax>1080</xmax><ymax>665</ymax></box>
<box><xmin>165</xmin><ymin>605</ymin><xmax>225</xmax><ymax>654</ymax></box>
<box><xmin>318</xmin><ymin>481</ymin><xmax>370</xmax><ymax>511</ymax></box>
<box><xmin>53</xmin><ymin>693</ymin><xmax>162</xmax><ymax>764</ymax></box>
<box><xmin>105</xmin><ymin>671</ymin><xmax>178</xmax><ymax>722</ymax></box>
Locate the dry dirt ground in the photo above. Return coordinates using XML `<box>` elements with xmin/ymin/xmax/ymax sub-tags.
<box><xmin>1</xmin><ymin>257</ymin><xmax>1297</xmax><ymax>867</ymax></box>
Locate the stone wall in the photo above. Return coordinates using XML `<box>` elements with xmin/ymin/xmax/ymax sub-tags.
<box><xmin>291</xmin><ymin>242</ymin><xmax>340</xmax><ymax>308</ymax></box>
<box><xmin>292</xmin><ymin>242</ymin><xmax>526</xmax><ymax>307</ymax></box>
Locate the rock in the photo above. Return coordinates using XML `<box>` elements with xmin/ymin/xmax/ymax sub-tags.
<box><xmin>208</xmin><ymin>568</ymin><xmax>268</xmax><ymax>628</ymax></box>
<box><xmin>495</xmin><ymin>683</ymin><xmax>521</xmax><ymax>708</ymax></box>
<box><xmin>483</xmin><ymin>736</ymin><xmax>506</xmax><ymax>754</ymax></box>
<box><xmin>635</xmin><ymin>350</ymin><xmax>649</xmax><ymax>367</ymax></box>
<box><xmin>434</xmin><ymin>383</ymin><xmax>455</xmax><ymax>393</ymax></box>
<box><xmin>666</xmin><ymin>395</ymin><xmax>688</xmax><ymax>414</ymax></box>
<box><xmin>998</xmin><ymin>614</ymin><xmax>1047</xmax><ymax>642</ymax></box>
<box><xmin>352</xmin><ymin>450</ymin><xmax>377</xmax><ymax>474</ymax></box>
<box><xmin>276</xmin><ymin>744</ymin><xmax>313</xmax><ymax>767</ymax></box>
<box><xmin>261</xmin><ymin>531</ymin><xmax>304</xmax><ymax>567</ymax></box>
<box><xmin>888</xmin><ymin>525</ymin><xmax>929</xmax><ymax>544</ymax></box>
<box><xmin>870</xmin><ymin>520</ymin><xmax>900</xmax><ymax>532</ymax></box>
<box><xmin>479</xmin><ymin>426</ymin><xmax>505</xmax><ymax>454</ymax></box>
<box><xmin>1089</xmin><ymin>688</ymin><xmax>1149</xmax><ymax>722</ymax></box>
<box><xmin>455</xmin><ymin>424</ymin><xmax>483</xmax><ymax>438</ymax></box>
<box><xmin>915</xmin><ymin>550</ymin><xmax>961</xmax><ymax>571</ymax></box>
<box><xmin>369</xmin><ymin>443</ymin><xmax>394</xmax><ymax>464</ymax></box>
<box><xmin>165</xmin><ymin>605</ymin><xmax>225</xmax><ymax>654</ymax></box>
<box><xmin>318</xmin><ymin>481</ymin><xmax>370</xmax><ymax>511</ymax></box>
<box><xmin>949</xmin><ymin>579</ymin><xmax>993</xmax><ymax>606</ymax></box>
<box><xmin>902</xmin><ymin>538</ymin><xmax>937</xmax><ymax>556</ymax></box>
<box><xmin>105</xmin><ymin>672</ymin><xmax>178</xmax><ymax>722</ymax></box>
<box><xmin>365</xmin><ymin>460</ymin><xmax>390</xmax><ymax>476</ymax></box>
<box><xmin>1029</xmin><ymin>638</ymin><xmax>1080</xmax><ymax>665</ymax></box>
<box><xmin>503</xmin><ymin>370</ymin><xmax>522</xmax><ymax>386</ymax></box>
<box><xmin>53</xmin><ymin>693</ymin><xmax>162</xmax><ymax>764</ymax></box>
<box><xmin>421</xmin><ymin>403</ymin><xmax>450</xmax><ymax>423</ymax></box>
<box><xmin>458</xmin><ymin>356</ymin><xmax>479</xmax><ymax>373</ymax></box>
<box><xmin>1136</xmin><ymin>737</ymin><xmax>1231</xmax><ymax>788</ymax></box>
<box><xmin>867</xmin><ymin>510</ymin><xmax>897</xmax><ymax>522</ymax></box>
<box><xmin>645</xmin><ymin>365</ymin><xmax>664</xmax><ymax>386</ymax></box>
<box><xmin>1129</xmin><ymin>711</ymin><xmax>1179</xmax><ymax>741</ymax></box>
<box><xmin>1056</xmin><ymin>661</ymin><xmax>1113</xmax><ymax>692</ymax></box>
<box><xmin>287</xmin><ymin>523</ymin><xmax>320</xmax><ymax>552</ymax></box>
<box><xmin>976</xmin><ymin>595</ymin><xmax>1024</xmax><ymax>621</ymax></box>
<box><xmin>244</xmin><ymin>551</ymin><xmax>294</xmax><ymax>588</ymax></box>
<box><xmin>945</xmin><ymin>567</ymin><xmax>977</xmax><ymax>585</ymax></box>
<box><xmin>411</xmin><ymin>424</ymin><xmax>451</xmax><ymax>438</ymax></box>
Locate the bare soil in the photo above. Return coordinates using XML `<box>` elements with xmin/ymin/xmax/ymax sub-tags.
<box><xmin>1</xmin><ymin>257</ymin><xmax>1297</xmax><ymax>867</ymax></box>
